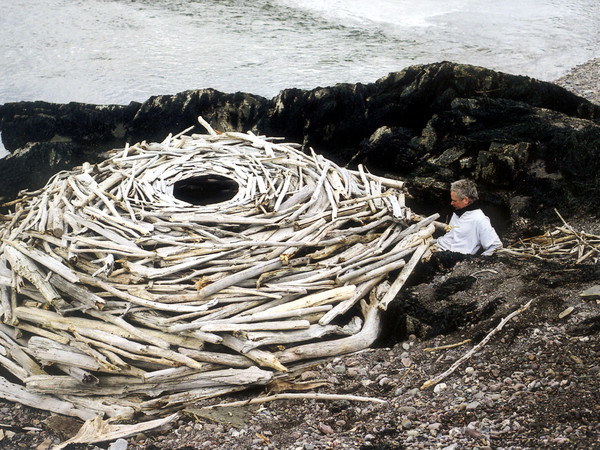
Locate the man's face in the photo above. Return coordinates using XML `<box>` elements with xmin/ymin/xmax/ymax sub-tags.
<box><xmin>450</xmin><ymin>191</ymin><xmax>470</xmax><ymax>210</ymax></box>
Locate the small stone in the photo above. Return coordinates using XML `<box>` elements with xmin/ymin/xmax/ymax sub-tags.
<box><xmin>465</xmin><ymin>366</ymin><xmax>475</xmax><ymax>375</ymax></box>
<box><xmin>108</xmin><ymin>439</ymin><xmax>128</xmax><ymax>450</ymax></box>
<box><xmin>328</xmin><ymin>375</ymin><xmax>339</xmax><ymax>384</ymax></box>
<box><xmin>379</xmin><ymin>377</ymin><xmax>392</xmax><ymax>387</ymax></box>
<box><xmin>318</xmin><ymin>423</ymin><xmax>334</xmax><ymax>435</ymax></box>
<box><xmin>364</xmin><ymin>433</ymin><xmax>376</xmax><ymax>440</ymax></box>
<box><xmin>347</xmin><ymin>368</ymin><xmax>359</xmax><ymax>378</ymax></box>
<box><xmin>442</xmin><ymin>444</ymin><xmax>458</xmax><ymax>450</ymax></box>
<box><xmin>401</xmin><ymin>357</ymin><xmax>413</xmax><ymax>367</ymax></box>
<box><xmin>558</xmin><ymin>306</ymin><xmax>574</xmax><ymax>319</ymax></box>
<box><xmin>334</xmin><ymin>364</ymin><xmax>346</xmax><ymax>375</ymax></box>
<box><xmin>402</xmin><ymin>342</ymin><xmax>411</xmax><ymax>351</ymax></box>
<box><xmin>406</xmin><ymin>429</ymin><xmax>419</xmax><ymax>437</ymax></box>
<box><xmin>466</xmin><ymin>401</ymin><xmax>480</xmax><ymax>410</ymax></box>
<box><xmin>398</xmin><ymin>406</ymin><xmax>416</xmax><ymax>414</ymax></box>
<box><xmin>570</xmin><ymin>354</ymin><xmax>584</xmax><ymax>365</ymax></box>
<box><xmin>434</xmin><ymin>383</ymin><xmax>447</xmax><ymax>393</ymax></box>
<box><xmin>36</xmin><ymin>439</ymin><xmax>53</xmax><ymax>450</ymax></box>
<box><xmin>465</xmin><ymin>426</ymin><xmax>484</xmax><ymax>439</ymax></box>
<box><xmin>428</xmin><ymin>422</ymin><xmax>442</xmax><ymax>431</ymax></box>
<box><xmin>301</xmin><ymin>371</ymin><xmax>320</xmax><ymax>381</ymax></box>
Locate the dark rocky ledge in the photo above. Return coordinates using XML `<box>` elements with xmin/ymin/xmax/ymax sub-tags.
<box><xmin>1</xmin><ymin>61</ymin><xmax>599</xmax><ymax>227</ymax></box>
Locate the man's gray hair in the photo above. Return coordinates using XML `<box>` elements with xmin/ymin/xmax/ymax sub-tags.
<box><xmin>451</xmin><ymin>179</ymin><xmax>479</xmax><ymax>202</ymax></box>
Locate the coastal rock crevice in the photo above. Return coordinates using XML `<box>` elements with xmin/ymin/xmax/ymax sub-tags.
<box><xmin>1</xmin><ymin>61</ymin><xmax>599</xmax><ymax>221</ymax></box>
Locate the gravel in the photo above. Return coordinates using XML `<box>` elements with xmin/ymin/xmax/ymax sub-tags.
<box><xmin>554</xmin><ymin>58</ymin><xmax>600</xmax><ymax>105</ymax></box>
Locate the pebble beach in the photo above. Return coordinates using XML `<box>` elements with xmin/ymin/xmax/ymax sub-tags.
<box><xmin>555</xmin><ymin>57</ymin><xmax>600</xmax><ymax>105</ymax></box>
<box><xmin>0</xmin><ymin>59</ymin><xmax>598</xmax><ymax>449</ymax></box>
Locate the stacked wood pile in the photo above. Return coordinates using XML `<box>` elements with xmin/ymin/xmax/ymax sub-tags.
<box><xmin>500</xmin><ymin>210</ymin><xmax>600</xmax><ymax>264</ymax></box>
<box><xmin>0</xmin><ymin>117</ymin><xmax>437</xmax><ymax>420</ymax></box>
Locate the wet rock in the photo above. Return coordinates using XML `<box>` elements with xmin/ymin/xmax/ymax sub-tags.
<box><xmin>2</xmin><ymin>61</ymin><xmax>599</xmax><ymax>220</ymax></box>
<box><xmin>0</xmin><ymin>142</ymin><xmax>87</xmax><ymax>202</ymax></box>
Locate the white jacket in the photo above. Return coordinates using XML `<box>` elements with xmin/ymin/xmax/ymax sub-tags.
<box><xmin>437</xmin><ymin>208</ymin><xmax>502</xmax><ymax>256</ymax></box>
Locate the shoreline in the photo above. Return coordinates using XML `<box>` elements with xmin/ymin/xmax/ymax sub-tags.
<box><xmin>0</xmin><ymin>58</ymin><xmax>598</xmax><ymax>160</ymax></box>
<box><xmin>554</xmin><ymin>57</ymin><xmax>600</xmax><ymax>105</ymax></box>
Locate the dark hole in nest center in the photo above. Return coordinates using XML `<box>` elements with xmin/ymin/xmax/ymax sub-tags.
<box><xmin>173</xmin><ymin>175</ymin><xmax>239</xmax><ymax>205</ymax></box>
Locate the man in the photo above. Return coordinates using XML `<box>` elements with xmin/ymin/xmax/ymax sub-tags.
<box><xmin>436</xmin><ymin>179</ymin><xmax>502</xmax><ymax>256</ymax></box>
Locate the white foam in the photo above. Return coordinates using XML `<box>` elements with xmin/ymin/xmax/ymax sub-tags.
<box><xmin>274</xmin><ymin>0</ymin><xmax>469</xmax><ymax>28</ymax></box>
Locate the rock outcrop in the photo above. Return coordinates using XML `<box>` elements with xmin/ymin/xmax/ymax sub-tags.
<box><xmin>1</xmin><ymin>61</ymin><xmax>599</xmax><ymax>224</ymax></box>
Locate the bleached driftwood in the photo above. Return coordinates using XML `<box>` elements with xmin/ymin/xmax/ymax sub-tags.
<box><xmin>420</xmin><ymin>299</ymin><xmax>533</xmax><ymax>390</ymax></box>
<box><xmin>500</xmin><ymin>209</ymin><xmax>600</xmax><ymax>264</ymax></box>
<box><xmin>0</xmin><ymin>117</ymin><xmax>435</xmax><ymax>421</ymax></box>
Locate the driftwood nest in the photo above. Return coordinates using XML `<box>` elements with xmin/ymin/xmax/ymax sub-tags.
<box><xmin>0</xmin><ymin>118</ymin><xmax>437</xmax><ymax>421</ymax></box>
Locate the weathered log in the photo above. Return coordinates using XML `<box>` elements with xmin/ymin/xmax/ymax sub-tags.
<box><xmin>0</xmin><ymin>376</ymin><xmax>97</xmax><ymax>421</ymax></box>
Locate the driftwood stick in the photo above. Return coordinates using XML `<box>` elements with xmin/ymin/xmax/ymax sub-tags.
<box><xmin>319</xmin><ymin>276</ymin><xmax>384</xmax><ymax>326</ymax></box>
<box><xmin>378</xmin><ymin>240</ymin><xmax>431</xmax><ymax>311</ymax></box>
<box><xmin>220</xmin><ymin>334</ymin><xmax>287</xmax><ymax>372</ymax></box>
<box><xmin>196</xmin><ymin>259</ymin><xmax>283</xmax><ymax>299</ymax></box>
<box><xmin>0</xmin><ymin>329</ymin><xmax>45</xmax><ymax>377</ymax></box>
<box><xmin>423</xmin><ymin>339</ymin><xmax>472</xmax><ymax>352</ymax></box>
<box><xmin>56</xmin><ymin>363</ymin><xmax>99</xmax><ymax>385</ymax></box>
<box><xmin>0</xmin><ymin>261</ymin><xmax>14</xmax><ymax>324</ymax></box>
<box><xmin>0</xmin><ymin>376</ymin><xmax>97</xmax><ymax>421</ymax></box>
<box><xmin>199</xmin><ymin>319</ymin><xmax>310</xmax><ymax>333</ymax></box>
<box><xmin>15</xmin><ymin>306</ymin><xmax>207</xmax><ymax>349</ymax></box>
<box><xmin>177</xmin><ymin>348</ymin><xmax>254</xmax><ymax>368</ymax></box>
<box><xmin>263</xmin><ymin>285</ymin><xmax>356</xmax><ymax>314</ymax></box>
<box><xmin>420</xmin><ymin>299</ymin><xmax>533</xmax><ymax>389</ymax></box>
<box><xmin>28</xmin><ymin>336</ymin><xmax>105</xmax><ymax>371</ymax></box>
<box><xmin>4</xmin><ymin>246</ymin><xmax>64</xmax><ymax>308</ymax></box>
<box><xmin>277</xmin><ymin>298</ymin><xmax>383</xmax><ymax>364</ymax></box>
<box><xmin>48</xmin><ymin>273</ymin><xmax>105</xmax><ymax>310</ymax></box>
<box><xmin>200</xmin><ymin>392</ymin><xmax>387</xmax><ymax>410</ymax></box>
<box><xmin>239</xmin><ymin>321</ymin><xmax>359</xmax><ymax>351</ymax></box>
<box><xmin>54</xmin><ymin>413</ymin><xmax>180</xmax><ymax>449</ymax></box>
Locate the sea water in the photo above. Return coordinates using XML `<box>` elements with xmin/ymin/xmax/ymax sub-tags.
<box><xmin>1</xmin><ymin>0</ymin><xmax>599</xmax><ymax>155</ymax></box>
